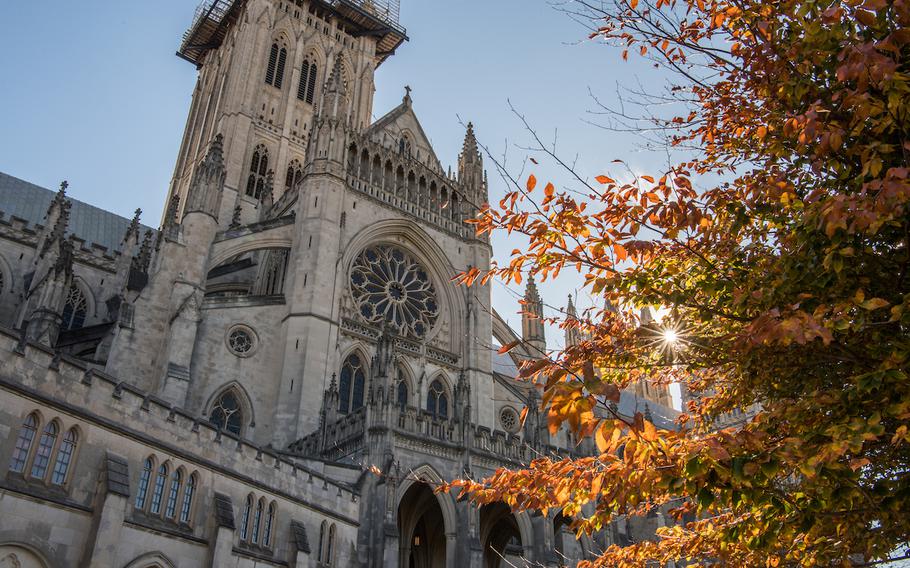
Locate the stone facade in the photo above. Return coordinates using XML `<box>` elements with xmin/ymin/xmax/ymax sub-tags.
<box><xmin>0</xmin><ymin>1</ymin><xmax>681</xmax><ymax>566</ymax></box>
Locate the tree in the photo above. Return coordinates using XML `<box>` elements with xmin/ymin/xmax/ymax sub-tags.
<box><xmin>444</xmin><ymin>0</ymin><xmax>910</xmax><ymax>565</ymax></box>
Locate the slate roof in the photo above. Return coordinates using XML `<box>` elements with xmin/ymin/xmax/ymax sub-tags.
<box><xmin>0</xmin><ymin>172</ymin><xmax>155</xmax><ymax>253</ymax></box>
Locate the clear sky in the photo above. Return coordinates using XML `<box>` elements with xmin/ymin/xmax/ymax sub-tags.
<box><xmin>0</xmin><ymin>1</ymin><xmax>667</xmax><ymax>354</ymax></box>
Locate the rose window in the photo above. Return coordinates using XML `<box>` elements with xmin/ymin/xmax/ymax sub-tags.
<box><xmin>350</xmin><ymin>245</ymin><xmax>439</xmax><ymax>338</ymax></box>
<box><xmin>500</xmin><ymin>407</ymin><xmax>520</xmax><ymax>433</ymax></box>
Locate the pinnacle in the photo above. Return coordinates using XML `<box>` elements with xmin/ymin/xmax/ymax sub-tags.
<box><xmin>462</xmin><ymin>122</ymin><xmax>478</xmax><ymax>156</ymax></box>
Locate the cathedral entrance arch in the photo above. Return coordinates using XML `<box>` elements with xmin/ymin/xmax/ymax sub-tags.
<box><xmin>480</xmin><ymin>503</ymin><xmax>528</xmax><ymax>568</ymax></box>
<box><xmin>398</xmin><ymin>482</ymin><xmax>447</xmax><ymax>568</ymax></box>
<box><xmin>0</xmin><ymin>545</ymin><xmax>48</xmax><ymax>568</ymax></box>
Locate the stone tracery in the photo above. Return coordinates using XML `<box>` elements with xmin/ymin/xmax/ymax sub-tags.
<box><xmin>350</xmin><ymin>245</ymin><xmax>439</xmax><ymax>339</ymax></box>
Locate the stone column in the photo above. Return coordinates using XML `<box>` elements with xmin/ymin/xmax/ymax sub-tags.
<box><xmin>208</xmin><ymin>493</ymin><xmax>236</xmax><ymax>567</ymax></box>
<box><xmin>83</xmin><ymin>453</ymin><xmax>130</xmax><ymax>568</ymax></box>
<box><xmin>290</xmin><ymin>520</ymin><xmax>312</xmax><ymax>568</ymax></box>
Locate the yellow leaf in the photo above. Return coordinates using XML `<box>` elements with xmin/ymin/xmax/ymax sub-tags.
<box><xmin>860</xmin><ymin>298</ymin><xmax>889</xmax><ymax>311</ymax></box>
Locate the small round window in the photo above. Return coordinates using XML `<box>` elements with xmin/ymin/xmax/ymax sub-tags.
<box><xmin>226</xmin><ymin>325</ymin><xmax>257</xmax><ymax>357</ymax></box>
<box><xmin>500</xmin><ymin>407</ymin><xmax>520</xmax><ymax>433</ymax></box>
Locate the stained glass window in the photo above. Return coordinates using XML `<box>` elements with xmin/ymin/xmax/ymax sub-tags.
<box><xmin>9</xmin><ymin>414</ymin><xmax>38</xmax><ymax>473</ymax></box>
<box><xmin>30</xmin><ymin>421</ymin><xmax>58</xmax><ymax>479</ymax></box>
<box><xmin>62</xmin><ymin>285</ymin><xmax>88</xmax><ymax>331</ymax></box>
<box><xmin>211</xmin><ymin>391</ymin><xmax>243</xmax><ymax>435</ymax></box>
<box><xmin>339</xmin><ymin>354</ymin><xmax>366</xmax><ymax>414</ymax></box>
<box><xmin>136</xmin><ymin>458</ymin><xmax>153</xmax><ymax>509</ymax></box>
<box><xmin>427</xmin><ymin>380</ymin><xmax>448</xmax><ymax>419</ymax></box>
<box><xmin>51</xmin><ymin>428</ymin><xmax>77</xmax><ymax>485</ymax></box>
<box><xmin>350</xmin><ymin>246</ymin><xmax>439</xmax><ymax>339</ymax></box>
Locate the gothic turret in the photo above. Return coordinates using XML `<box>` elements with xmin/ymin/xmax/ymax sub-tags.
<box><xmin>458</xmin><ymin>122</ymin><xmax>486</xmax><ymax>209</ymax></box>
<box><xmin>320</xmin><ymin>55</ymin><xmax>349</xmax><ymax>121</ymax></box>
<box><xmin>20</xmin><ymin>190</ymin><xmax>76</xmax><ymax>346</ymax></box>
<box><xmin>565</xmin><ymin>295</ymin><xmax>583</xmax><ymax>348</ymax></box>
<box><xmin>521</xmin><ymin>276</ymin><xmax>547</xmax><ymax>356</ymax></box>
<box><xmin>184</xmin><ymin>134</ymin><xmax>226</xmax><ymax>221</ymax></box>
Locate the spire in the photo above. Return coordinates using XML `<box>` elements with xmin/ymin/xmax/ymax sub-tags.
<box><xmin>565</xmin><ymin>294</ymin><xmax>584</xmax><ymax>348</ymax></box>
<box><xmin>521</xmin><ymin>275</ymin><xmax>546</xmax><ymax>356</ymax></box>
<box><xmin>462</xmin><ymin>122</ymin><xmax>479</xmax><ymax>162</ymax></box>
<box><xmin>162</xmin><ymin>194</ymin><xmax>181</xmax><ymax>241</ymax></box>
<box><xmin>320</xmin><ymin>55</ymin><xmax>349</xmax><ymax>120</ymax></box>
<box><xmin>132</xmin><ymin>230</ymin><xmax>154</xmax><ymax>274</ymax></box>
<box><xmin>185</xmin><ymin>134</ymin><xmax>227</xmax><ymax>221</ymax></box>
<box><xmin>458</xmin><ymin>122</ymin><xmax>485</xmax><ymax>207</ymax></box>
<box><xmin>40</xmin><ymin>198</ymin><xmax>72</xmax><ymax>258</ymax></box>
<box><xmin>121</xmin><ymin>209</ymin><xmax>142</xmax><ymax>249</ymax></box>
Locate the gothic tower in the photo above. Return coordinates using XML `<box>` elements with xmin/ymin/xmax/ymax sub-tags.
<box><xmin>166</xmin><ymin>0</ymin><xmax>407</xmax><ymax>228</ymax></box>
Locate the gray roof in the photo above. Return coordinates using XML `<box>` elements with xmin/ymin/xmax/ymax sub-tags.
<box><xmin>0</xmin><ymin>172</ymin><xmax>155</xmax><ymax>253</ymax></box>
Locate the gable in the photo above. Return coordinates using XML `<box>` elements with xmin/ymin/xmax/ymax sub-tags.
<box><xmin>366</xmin><ymin>99</ymin><xmax>441</xmax><ymax>169</ymax></box>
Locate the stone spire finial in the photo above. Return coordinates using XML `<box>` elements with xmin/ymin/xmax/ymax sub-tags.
<box><xmin>326</xmin><ymin>56</ymin><xmax>346</xmax><ymax>96</ymax></box>
<box><xmin>206</xmin><ymin>133</ymin><xmax>225</xmax><ymax>168</ymax></box>
<box><xmin>462</xmin><ymin>122</ymin><xmax>479</xmax><ymax>159</ymax></box>
<box><xmin>403</xmin><ymin>85</ymin><xmax>412</xmax><ymax>106</ymax></box>
<box><xmin>162</xmin><ymin>193</ymin><xmax>181</xmax><ymax>240</ymax></box>
<box><xmin>41</xmin><ymin>199</ymin><xmax>72</xmax><ymax>258</ymax></box>
<box><xmin>522</xmin><ymin>274</ymin><xmax>546</xmax><ymax>355</ymax></box>
<box><xmin>525</xmin><ymin>274</ymin><xmax>541</xmax><ymax>303</ymax></box>
<box><xmin>133</xmin><ymin>230</ymin><xmax>154</xmax><ymax>273</ymax></box>
<box><xmin>122</xmin><ymin>209</ymin><xmax>142</xmax><ymax>246</ymax></box>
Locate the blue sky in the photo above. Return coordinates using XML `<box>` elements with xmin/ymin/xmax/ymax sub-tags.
<box><xmin>0</xmin><ymin>1</ymin><xmax>667</xmax><ymax>352</ymax></box>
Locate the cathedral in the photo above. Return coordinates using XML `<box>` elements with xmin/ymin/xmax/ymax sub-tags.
<box><xmin>0</xmin><ymin>1</ymin><xmax>678</xmax><ymax>566</ymax></box>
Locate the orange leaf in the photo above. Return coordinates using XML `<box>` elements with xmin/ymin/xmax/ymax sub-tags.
<box><xmin>630</xmin><ymin>0</ymin><xmax>639</xmax><ymax>9</ymax></box>
<box><xmin>527</xmin><ymin>175</ymin><xmax>537</xmax><ymax>192</ymax></box>
<box><xmin>545</xmin><ymin>183</ymin><xmax>555</xmax><ymax>198</ymax></box>
<box><xmin>596</xmin><ymin>175</ymin><xmax>615</xmax><ymax>185</ymax></box>
<box><xmin>498</xmin><ymin>340</ymin><xmax>521</xmax><ymax>354</ymax></box>
<box><xmin>641</xmin><ymin>175</ymin><xmax>655</xmax><ymax>183</ymax></box>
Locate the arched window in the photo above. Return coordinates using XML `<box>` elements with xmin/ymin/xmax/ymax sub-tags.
<box><xmin>240</xmin><ymin>495</ymin><xmax>253</xmax><ymax>541</ymax></box>
<box><xmin>263</xmin><ymin>502</ymin><xmax>276</xmax><ymax>547</ymax></box>
<box><xmin>30</xmin><ymin>421</ymin><xmax>58</xmax><ymax>480</ymax></box>
<box><xmin>165</xmin><ymin>469</ymin><xmax>182</xmax><ymax>519</ymax></box>
<box><xmin>245</xmin><ymin>145</ymin><xmax>270</xmax><ymax>199</ymax></box>
<box><xmin>285</xmin><ymin>159</ymin><xmax>303</xmax><ymax>190</ymax></box>
<box><xmin>210</xmin><ymin>390</ymin><xmax>244</xmax><ymax>435</ymax></box>
<box><xmin>61</xmin><ymin>284</ymin><xmax>88</xmax><ymax>331</ymax></box>
<box><xmin>274</xmin><ymin>47</ymin><xmax>288</xmax><ymax>89</ymax></box>
<box><xmin>179</xmin><ymin>473</ymin><xmax>197</xmax><ymax>524</ymax></box>
<box><xmin>338</xmin><ymin>354</ymin><xmax>366</xmax><ymax>414</ymax></box>
<box><xmin>136</xmin><ymin>458</ymin><xmax>153</xmax><ymax>509</ymax></box>
<box><xmin>396</xmin><ymin>369</ymin><xmax>409</xmax><ymax>408</ymax></box>
<box><xmin>326</xmin><ymin>523</ymin><xmax>336</xmax><ymax>565</ymax></box>
<box><xmin>149</xmin><ymin>463</ymin><xmax>168</xmax><ymax>514</ymax></box>
<box><xmin>427</xmin><ymin>380</ymin><xmax>448</xmax><ymax>419</ymax></box>
<box><xmin>297</xmin><ymin>59</ymin><xmax>318</xmax><ymax>104</ymax></box>
<box><xmin>51</xmin><ymin>428</ymin><xmax>78</xmax><ymax>485</ymax></box>
<box><xmin>318</xmin><ymin>521</ymin><xmax>327</xmax><ymax>561</ymax></box>
<box><xmin>251</xmin><ymin>498</ymin><xmax>264</xmax><ymax>544</ymax></box>
<box><xmin>265</xmin><ymin>43</ymin><xmax>279</xmax><ymax>85</ymax></box>
<box><xmin>259</xmin><ymin>249</ymin><xmax>288</xmax><ymax>296</ymax></box>
<box><xmin>8</xmin><ymin>413</ymin><xmax>38</xmax><ymax>473</ymax></box>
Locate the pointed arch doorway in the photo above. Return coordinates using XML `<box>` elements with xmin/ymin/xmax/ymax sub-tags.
<box><xmin>398</xmin><ymin>482</ymin><xmax>447</xmax><ymax>568</ymax></box>
<box><xmin>480</xmin><ymin>503</ymin><xmax>525</xmax><ymax>568</ymax></box>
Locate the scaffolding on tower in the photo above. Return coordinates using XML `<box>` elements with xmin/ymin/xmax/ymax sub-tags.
<box><xmin>178</xmin><ymin>0</ymin><xmax>407</xmax><ymax>68</ymax></box>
